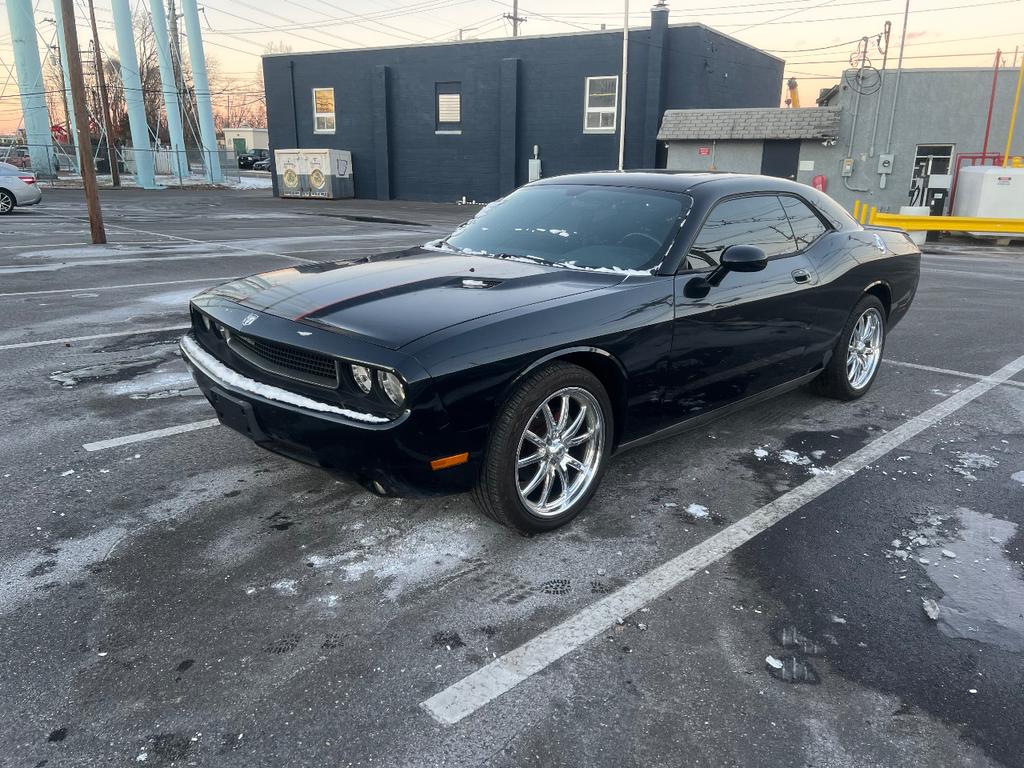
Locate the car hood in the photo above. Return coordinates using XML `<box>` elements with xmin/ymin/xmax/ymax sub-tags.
<box><xmin>197</xmin><ymin>248</ymin><xmax>626</xmax><ymax>349</ymax></box>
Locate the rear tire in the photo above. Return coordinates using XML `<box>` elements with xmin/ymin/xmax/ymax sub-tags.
<box><xmin>812</xmin><ymin>295</ymin><xmax>886</xmax><ymax>400</ymax></box>
<box><xmin>472</xmin><ymin>362</ymin><xmax>613</xmax><ymax>533</ymax></box>
<box><xmin>0</xmin><ymin>189</ymin><xmax>14</xmax><ymax>215</ymax></box>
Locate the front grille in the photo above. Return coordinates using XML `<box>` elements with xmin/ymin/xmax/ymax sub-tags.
<box><xmin>229</xmin><ymin>332</ymin><xmax>339</xmax><ymax>388</ymax></box>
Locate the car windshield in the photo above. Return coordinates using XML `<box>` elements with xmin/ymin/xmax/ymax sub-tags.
<box><xmin>442</xmin><ymin>184</ymin><xmax>689</xmax><ymax>272</ymax></box>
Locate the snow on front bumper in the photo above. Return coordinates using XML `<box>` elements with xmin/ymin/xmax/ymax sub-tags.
<box><xmin>180</xmin><ymin>334</ymin><xmax>395</xmax><ymax>426</ymax></box>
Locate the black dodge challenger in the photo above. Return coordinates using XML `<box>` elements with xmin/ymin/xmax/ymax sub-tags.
<box><xmin>182</xmin><ymin>172</ymin><xmax>920</xmax><ymax>532</ymax></box>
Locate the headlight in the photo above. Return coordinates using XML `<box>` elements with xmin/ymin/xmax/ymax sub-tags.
<box><xmin>351</xmin><ymin>364</ymin><xmax>373</xmax><ymax>394</ymax></box>
<box><xmin>378</xmin><ymin>371</ymin><xmax>406</xmax><ymax>406</ymax></box>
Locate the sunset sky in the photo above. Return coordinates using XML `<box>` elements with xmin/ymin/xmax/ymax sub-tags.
<box><xmin>1</xmin><ymin>0</ymin><xmax>1022</xmax><ymax>134</ymax></box>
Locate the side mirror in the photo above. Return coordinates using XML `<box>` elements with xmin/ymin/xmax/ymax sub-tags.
<box><xmin>682</xmin><ymin>244</ymin><xmax>768</xmax><ymax>299</ymax></box>
<box><xmin>720</xmin><ymin>244</ymin><xmax>768</xmax><ymax>273</ymax></box>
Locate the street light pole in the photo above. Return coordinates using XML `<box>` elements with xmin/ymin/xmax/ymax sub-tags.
<box><xmin>87</xmin><ymin>0</ymin><xmax>119</xmax><ymax>187</ymax></box>
<box><xmin>617</xmin><ymin>0</ymin><xmax>629</xmax><ymax>172</ymax></box>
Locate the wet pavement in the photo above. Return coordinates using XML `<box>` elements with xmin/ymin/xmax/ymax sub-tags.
<box><xmin>1</xmin><ymin>188</ymin><xmax>1022</xmax><ymax>767</ymax></box>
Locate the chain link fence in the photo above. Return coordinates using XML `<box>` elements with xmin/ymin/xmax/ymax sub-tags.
<box><xmin>1</xmin><ymin>142</ymin><xmax>274</xmax><ymax>189</ymax></box>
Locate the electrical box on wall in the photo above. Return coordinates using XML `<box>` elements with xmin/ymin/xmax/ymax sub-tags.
<box><xmin>878</xmin><ymin>154</ymin><xmax>895</xmax><ymax>175</ymax></box>
<box><xmin>528</xmin><ymin>158</ymin><xmax>542</xmax><ymax>183</ymax></box>
<box><xmin>841</xmin><ymin>157</ymin><xmax>854</xmax><ymax>177</ymax></box>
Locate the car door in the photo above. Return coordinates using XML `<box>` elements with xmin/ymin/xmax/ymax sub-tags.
<box><xmin>665</xmin><ymin>194</ymin><xmax>820</xmax><ymax>422</ymax></box>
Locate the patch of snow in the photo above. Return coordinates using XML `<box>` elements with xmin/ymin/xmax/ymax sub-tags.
<box><xmin>271</xmin><ymin>579</ymin><xmax>298</xmax><ymax>596</ymax></box>
<box><xmin>778</xmin><ymin>449</ymin><xmax>812</xmax><ymax>466</ymax></box>
<box><xmin>224</xmin><ymin>175</ymin><xmax>273</xmax><ymax>190</ymax></box>
<box><xmin>559</xmin><ymin>260</ymin><xmax>654</xmax><ymax>276</ymax></box>
<box><xmin>1013</xmin><ymin>470</ymin><xmax>1024</xmax><ymax>485</ymax></box>
<box><xmin>922</xmin><ymin>598</ymin><xmax>940</xmax><ymax>620</ymax></box>
<box><xmin>765</xmin><ymin>655</ymin><xmax>784</xmax><ymax>670</ymax></box>
<box><xmin>685</xmin><ymin>503</ymin><xmax>710</xmax><ymax>520</ymax></box>
<box><xmin>181</xmin><ymin>335</ymin><xmax>389</xmax><ymax>423</ymax></box>
<box><xmin>753</xmin><ymin>447</ymin><xmax>769</xmax><ymax>459</ymax></box>
<box><xmin>60</xmin><ymin>469</ymin><xmax>75</xmax><ymax>477</ymax></box>
<box><xmin>329</xmin><ymin>517</ymin><xmax>484</xmax><ymax>600</ymax></box>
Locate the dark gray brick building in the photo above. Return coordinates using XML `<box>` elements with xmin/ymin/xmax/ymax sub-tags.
<box><xmin>262</xmin><ymin>5</ymin><xmax>783</xmax><ymax>203</ymax></box>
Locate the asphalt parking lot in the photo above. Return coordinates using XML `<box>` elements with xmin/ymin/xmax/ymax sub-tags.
<box><xmin>2</xmin><ymin>187</ymin><xmax>1023</xmax><ymax>768</ymax></box>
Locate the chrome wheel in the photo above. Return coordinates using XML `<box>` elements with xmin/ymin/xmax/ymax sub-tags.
<box><xmin>0</xmin><ymin>191</ymin><xmax>12</xmax><ymax>214</ymax></box>
<box><xmin>515</xmin><ymin>387</ymin><xmax>605</xmax><ymax>518</ymax></box>
<box><xmin>847</xmin><ymin>307</ymin><xmax>883</xmax><ymax>390</ymax></box>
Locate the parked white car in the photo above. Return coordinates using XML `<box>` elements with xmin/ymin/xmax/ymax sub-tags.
<box><xmin>0</xmin><ymin>160</ymin><xmax>42</xmax><ymax>214</ymax></box>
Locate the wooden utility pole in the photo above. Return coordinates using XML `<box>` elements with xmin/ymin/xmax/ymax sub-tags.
<box><xmin>503</xmin><ymin>0</ymin><xmax>525</xmax><ymax>36</ymax></box>
<box><xmin>86</xmin><ymin>0</ymin><xmax>119</xmax><ymax>187</ymax></box>
<box><xmin>59</xmin><ymin>0</ymin><xmax>106</xmax><ymax>244</ymax></box>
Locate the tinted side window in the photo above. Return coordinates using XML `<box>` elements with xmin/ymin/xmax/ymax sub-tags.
<box><xmin>685</xmin><ymin>195</ymin><xmax>796</xmax><ymax>270</ymax></box>
<box><xmin>780</xmin><ymin>196</ymin><xmax>828</xmax><ymax>249</ymax></box>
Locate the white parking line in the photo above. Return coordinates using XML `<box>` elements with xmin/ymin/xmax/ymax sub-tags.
<box><xmin>888</xmin><ymin>359</ymin><xmax>1024</xmax><ymax>390</ymax></box>
<box><xmin>34</xmin><ymin>210</ymin><xmax>317</xmax><ymax>264</ymax></box>
<box><xmin>83</xmin><ymin>418</ymin><xmax>220</xmax><ymax>452</ymax></box>
<box><xmin>0</xmin><ymin>325</ymin><xmax>189</xmax><ymax>351</ymax></box>
<box><xmin>421</xmin><ymin>351</ymin><xmax>1024</xmax><ymax>725</ymax></box>
<box><xmin>0</xmin><ymin>277</ymin><xmax>235</xmax><ymax>297</ymax></box>
<box><xmin>921</xmin><ymin>266</ymin><xmax>1024</xmax><ymax>281</ymax></box>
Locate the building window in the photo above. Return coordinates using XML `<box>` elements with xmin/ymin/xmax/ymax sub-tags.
<box><xmin>584</xmin><ymin>76</ymin><xmax>618</xmax><ymax>133</ymax></box>
<box><xmin>436</xmin><ymin>82</ymin><xmax>462</xmax><ymax>134</ymax></box>
<box><xmin>313</xmin><ymin>88</ymin><xmax>335</xmax><ymax>134</ymax></box>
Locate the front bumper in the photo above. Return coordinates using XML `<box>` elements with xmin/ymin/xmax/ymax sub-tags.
<box><xmin>180</xmin><ymin>333</ymin><xmax>479</xmax><ymax>496</ymax></box>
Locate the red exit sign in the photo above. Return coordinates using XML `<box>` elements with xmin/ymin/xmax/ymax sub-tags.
<box><xmin>698</xmin><ymin>146</ymin><xmax>711</xmax><ymax>156</ymax></box>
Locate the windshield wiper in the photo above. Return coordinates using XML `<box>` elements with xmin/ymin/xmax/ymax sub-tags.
<box><xmin>483</xmin><ymin>251</ymin><xmax>555</xmax><ymax>265</ymax></box>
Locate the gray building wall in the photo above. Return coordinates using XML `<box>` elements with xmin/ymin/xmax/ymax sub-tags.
<box><xmin>816</xmin><ymin>67</ymin><xmax>1024</xmax><ymax>212</ymax></box>
<box><xmin>663</xmin><ymin>68</ymin><xmax>1024</xmax><ymax>213</ymax></box>
<box><xmin>666</xmin><ymin>140</ymin><xmax>764</xmax><ymax>173</ymax></box>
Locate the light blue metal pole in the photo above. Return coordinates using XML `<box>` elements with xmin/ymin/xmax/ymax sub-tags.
<box><xmin>148</xmin><ymin>0</ymin><xmax>188</xmax><ymax>179</ymax></box>
<box><xmin>51</xmin><ymin>0</ymin><xmax>79</xmax><ymax>173</ymax></box>
<box><xmin>111</xmin><ymin>0</ymin><xmax>157</xmax><ymax>188</ymax></box>
<box><xmin>6</xmin><ymin>0</ymin><xmax>55</xmax><ymax>178</ymax></box>
<box><xmin>181</xmin><ymin>0</ymin><xmax>222</xmax><ymax>182</ymax></box>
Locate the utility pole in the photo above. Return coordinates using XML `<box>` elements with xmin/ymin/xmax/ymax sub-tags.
<box><xmin>167</xmin><ymin>0</ymin><xmax>193</xmax><ymax>150</ymax></box>
<box><xmin>87</xmin><ymin>0</ymin><xmax>119</xmax><ymax>187</ymax></box>
<box><xmin>503</xmin><ymin>0</ymin><xmax>525</xmax><ymax>37</ymax></box>
<box><xmin>59</xmin><ymin>0</ymin><xmax>105</xmax><ymax>243</ymax></box>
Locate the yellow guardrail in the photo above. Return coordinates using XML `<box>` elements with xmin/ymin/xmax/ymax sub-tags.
<box><xmin>851</xmin><ymin>199</ymin><xmax>1024</xmax><ymax>234</ymax></box>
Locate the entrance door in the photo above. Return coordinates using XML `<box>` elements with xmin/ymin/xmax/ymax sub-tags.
<box><xmin>761</xmin><ymin>140</ymin><xmax>801</xmax><ymax>180</ymax></box>
<box><xmin>232</xmin><ymin>138</ymin><xmax>247</xmax><ymax>155</ymax></box>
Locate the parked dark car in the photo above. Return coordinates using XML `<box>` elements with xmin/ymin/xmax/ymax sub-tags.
<box><xmin>252</xmin><ymin>156</ymin><xmax>271</xmax><ymax>172</ymax></box>
<box><xmin>237</xmin><ymin>148</ymin><xmax>269</xmax><ymax>169</ymax></box>
<box><xmin>181</xmin><ymin>172</ymin><xmax>920</xmax><ymax>532</ymax></box>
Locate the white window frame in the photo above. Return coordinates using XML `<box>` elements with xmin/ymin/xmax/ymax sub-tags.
<box><xmin>583</xmin><ymin>76</ymin><xmax>618</xmax><ymax>134</ymax></box>
<box><xmin>312</xmin><ymin>87</ymin><xmax>336</xmax><ymax>134</ymax></box>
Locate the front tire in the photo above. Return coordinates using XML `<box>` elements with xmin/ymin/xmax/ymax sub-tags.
<box><xmin>813</xmin><ymin>295</ymin><xmax>886</xmax><ymax>400</ymax></box>
<box><xmin>472</xmin><ymin>362</ymin><xmax>613</xmax><ymax>533</ymax></box>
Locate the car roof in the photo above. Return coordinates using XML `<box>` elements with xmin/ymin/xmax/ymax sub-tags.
<box><xmin>0</xmin><ymin>160</ymin><xmax>19</xmax><ymax>174</ymax></box>
<box><xmin>529</xmin><ymin>170</ymin><xmax>813</xmax><ymax>198</ymax></box>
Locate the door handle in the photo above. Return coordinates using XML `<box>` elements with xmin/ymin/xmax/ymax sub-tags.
<box><xmin>791</xmin><ymin>269</ymin><xmax>811</xmax><ymax>284</ymax></box>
